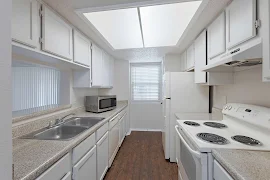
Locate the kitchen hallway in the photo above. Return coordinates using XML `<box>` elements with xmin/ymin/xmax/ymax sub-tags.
<box><xmin>104</xmin><ymin>131</ymin><xmax>178</xmax><ymax>180</ymax></box>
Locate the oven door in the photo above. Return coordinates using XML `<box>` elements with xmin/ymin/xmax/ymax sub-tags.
<box><xmin>99</xmin><ymin>97</ymin><xmax>116</xmax><ymax>110</ymax></box>
<box><xmin>175</xmin><ymin>125</ymin><xmax>208</xmax><ymax>180</ymax></box>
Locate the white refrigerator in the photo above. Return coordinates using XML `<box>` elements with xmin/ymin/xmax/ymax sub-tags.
<box><xmin>162</xmin><ymin>72</ymin><xmax>209</xmax><ymax>162</ymax></box>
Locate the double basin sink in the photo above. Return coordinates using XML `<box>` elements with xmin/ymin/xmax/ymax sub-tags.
<box><xmin>22</xmin><ymin>117</ymin><xmax>105</xmax><ymax>141</ymax></box>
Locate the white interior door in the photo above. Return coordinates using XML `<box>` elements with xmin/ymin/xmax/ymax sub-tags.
<box><xmin>12</xmin><ymin>0</ymin><xmax>38</xmax><ymax>48</ymax></box>
<box><xmin>130</xmin><ymin>63</ymin><xmax>163</xmax><ymax>131</ymax></box>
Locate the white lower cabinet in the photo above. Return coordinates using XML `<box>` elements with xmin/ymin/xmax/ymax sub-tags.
<box><xmin>97</xmin><ymin>132</ymin><xmax>109</xmax><ymax>180</ymax></box>
<box><xmin>61</xmin><ymin>172</ymin><xmax>72</xmax><ymax>180</ymax></box>
<box><xmin>36</xmin><ymin>153</ymin><xmax>71</xmax><ymax>180</ymax></box>
<box><xmin>109</xmin><ymin>118</ymin><xmax>120</xmax><ymax>167</ymax></box>
<box><xmin>73</xmin><ymin>146</ymin><xmax>97</xmax><ymax>180</ymax></box>
<box><xmin>213</xmin><ymin>160</ymin><xmax>233</xmax><ymax>180</ymax></box>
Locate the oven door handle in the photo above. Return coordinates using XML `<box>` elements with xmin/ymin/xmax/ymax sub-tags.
<box><xmin>175</xmin><ymin>125</ymin><xmax>201</xmax><ymax>159</ymax></box>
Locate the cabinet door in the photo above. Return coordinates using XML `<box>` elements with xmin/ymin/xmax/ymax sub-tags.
<box><xmin>61</xmin><ymin>172</ymin><xmax>72</xmax><ymax>180</ymax></box>
<box><xmin>109</xmin><ymin>57</ymin><xmax>114</xmax><ymax>87</ymax></box>
<box><xmin>186</xmin><ymin>44</ymin><xmax>195</xmax><ymax>70</ymax></box>
<box><xmin>36</xmin><ymin>153</ymin><xmax>71</xmax><ymax>180</ymax></box>
<box><xmin>119</xmin><ymin>118</ymin><xmax>123</xmax><ymax>146</ymax></box>
<box><xmin>109</xmin><ymin>123</ymin><xmax>120</xmax><ymax>166</ymax></box>
<box><xmin>73</xmin><ymin>146</ymin><xmax>97</xmax><ymax>180</ymax></box>
<box><xmin>12</xmin><ymin>0</ymin><xmax>38</xmax><ymax>48</ymax></box>
<box><xmin>73</xmin><ymin>30</ymin><xmax>91</xmax><ymax>66</ymax></box>
<box><xmin>102</xmin><ymin>51</ymin><xmax>110</xmax><ymax>87</ymax></box>
<box><xmin>41</xmin><ymin>5</ymin><xmax>73</xmax><ymax>60</ymax></box>
<box><xmin>207</xmin><ymin>12</ymin><xmax>226</xmax><ymax>59</ymax></box>
<box><xmin>97</xmin><ymin>132</ymin><xmax>109</xmax><ymax>180</ymax></box>
<box><xmin>195</xmin><ymin>30</ymin><xmax>207</xmax><ymax>84</ymax></box>
<box><xmin>226</xmin><ymin>0</ymin><xmax>256</xmax><ymax>49</ymax></box>
<box><xmin>92</xmin><ymin>44</ymin><xmax>103</xmax><ymax>87</ymax></box>
<box><xmin>181</xmin><ymin>51</ymin><xmax>187</xmax><ymax>71</ymax></box>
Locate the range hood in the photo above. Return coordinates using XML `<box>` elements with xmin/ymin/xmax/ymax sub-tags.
<box><xmin>202</xmin><ymin>37</ymin><xmax>262</xmax><ymax>72</ymax></box>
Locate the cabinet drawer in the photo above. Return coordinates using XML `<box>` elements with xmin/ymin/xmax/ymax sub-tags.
<box><xmin>118</xmin><ymin>108</ymin><xmax>127</xmax><ymax>119</ymax></box>
<box><xmin>36</xmin><ymin>153</ymin><xmax>71</xmax><ymax>180</ymax></box>
<box><xmin>213</xmin><ymin>160</ymin><xmax>233</xmax><ymax>180</ymax></box>
<box><xmin>73</xmin><ymin>133</ymin><xmax>95</xmax><ymax>165</ymax></box>
<box><xmin>96</xmin><ymin>122</ymin><xmax>108</xmax><ymax>141</ymax></box>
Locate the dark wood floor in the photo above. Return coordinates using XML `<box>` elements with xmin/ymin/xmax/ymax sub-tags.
<box><xmin>104</xmin><ymin>131</ymin><xmax>178</xmax><ymax>180</ymax></box>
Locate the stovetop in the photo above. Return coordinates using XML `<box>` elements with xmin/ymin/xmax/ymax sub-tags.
<box><xmin>177</xmin><ymin>119</ymin><xmax>270</xmax><ymax>152</ymax></box>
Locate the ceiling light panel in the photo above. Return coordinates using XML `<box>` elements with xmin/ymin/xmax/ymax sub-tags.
<box><xmin>84</xmin><ymin>8</ymin><xmax>143</xmax><ymax>49</ymax></box>
<box><xmin>140</xmin><ymin>1</ymin><xmax>202</xmax><ymax>48</ymax></box>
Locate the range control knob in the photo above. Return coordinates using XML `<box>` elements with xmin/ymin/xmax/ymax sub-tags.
<box><xmin>224</xmin><ymin>105</ymin><xmax>228</xmax><ymax>110</ymax></box>
<box><xmin>228</xmin><ymin>106</ymin><xmax>232</xmax><ymax>110</ymax></box>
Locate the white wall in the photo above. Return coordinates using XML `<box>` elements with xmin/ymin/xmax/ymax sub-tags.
<box><xmin>69</xmin><ymin>70</ymin><xmax>99</xmax><ymax>107</ymax></box>
<box><xmin>163</xmin><ymin>54</ymin><xmax>181</xmax><ymax>72</ymax></box>
<box><xmin>213</xmin><ymin>66</ymin><xmax>270</xmax><ymax>109</ymax></box>
<box><xmin>99</xmin><ymin>59</ymin><xmax>130</xmax><ymax>100</ymax></box>
<box><xmin>0</xmin><ymin>0</ymin><xmax>12</xmax><ymax>178</ymax></box>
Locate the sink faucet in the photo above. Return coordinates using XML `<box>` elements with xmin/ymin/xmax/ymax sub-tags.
<box><xmin>48</xmin><ymin>113</ymin><xmax>76</xmax><ymax>128</ymax></box>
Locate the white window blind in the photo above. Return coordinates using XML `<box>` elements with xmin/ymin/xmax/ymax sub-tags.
<box><xmin>131</xmin><ymin>63</ymin><xmax>161</xmax><ymax>101</ymax></box>
<box><xmin>12</xmin><ymin>62</ymin><xmax>60</xmax><ymax>117</ymax></box>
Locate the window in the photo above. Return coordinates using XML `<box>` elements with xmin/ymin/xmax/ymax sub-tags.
<box><xmin>12</xmin><ymin>61</ymin><xmax>61</xmax><ymax>117</ymax></box>
<box><xmin>131</xmin><ymin>63</ymin><xmax>161</xmax><ymax>101</ymax></box>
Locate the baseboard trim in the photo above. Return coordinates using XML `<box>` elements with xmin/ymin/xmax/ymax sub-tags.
<box><xmin>126</xmin><ymin>130</ymin><xmax>131</xmax><ymax>135</ymax></box>
<box><xmin>130</xmin><ymin>128</ymin><xmax>163</xmax><ymax>132</ymax></box>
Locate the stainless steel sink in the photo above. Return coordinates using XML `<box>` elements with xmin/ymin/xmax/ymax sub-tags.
<box><xmin>24</xmin><ymin>126</ymin><xmax>88</xmax><ymax>140</ymax></box>
<box><xmin>22</xmin><ymin>117</ymin><xmax>105</xmax><ymax>140</ymax></box>
<box><xmin>64</xmin><ymin>117</ymin><xmax>105</xmax><ymax>128</ymax></box>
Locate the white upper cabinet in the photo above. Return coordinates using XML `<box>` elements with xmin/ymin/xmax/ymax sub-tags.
<box><xmin>226</xmin><ymin>0</ymin><xmax>257</xmax><ymax>49</ymax></box>
<box><xmin>12</xmin><ymin>0</ymin><xmax>38</xmax><ymax>48</ymax></box>
<box><xmin>109</xmin><ymin>57</ymin><xmax>114</xmax><ymax>87</ymax></box>
<box><xmin>41</xmin><ymin>5</ymin><xmax>73</xmax><ymax>60</ymax></box>
<box><xmin>73</xmin><ymin>30</ymin><xmax>91</xmax><ymax>66</ymax></box>
<box><xmin>186</xmin><ymin>43</ymin><xmax>195</xmax><ymax>70</ymax></box>
<box><xmin>180</xmin><ymin>51</ymin><xmax>187</xmax><ymax>71</ymax></box>
<box><xmin>102</xmin><ymin>51</ymin><xmax>111</xmax><ymax>87</ymax></box>
<box><xmin>92</xmin><ymin>44</ymin><xmax>103</xmax><ymax>87</ymax></box>
<box><xmin>195</xmin><ymin>30</ymin><xmax>207</xmax><ymax>84</ymax></box>
<box><xmin>207</xmin><ymin>12</ymin><xmax>226</xmax><ymax>60</ymax></box>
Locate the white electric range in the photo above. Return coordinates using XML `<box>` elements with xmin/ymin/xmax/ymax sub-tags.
<box><xmin>175</xmin><ymin>103</ymin><xmax>270</xmax><ymax>180</ymax></box>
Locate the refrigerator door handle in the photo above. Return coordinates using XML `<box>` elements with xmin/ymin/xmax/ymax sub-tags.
<box><xmin>166</xmin><ymin>98</ymin><xmax>171</xmax><ymax>100</ymax></box>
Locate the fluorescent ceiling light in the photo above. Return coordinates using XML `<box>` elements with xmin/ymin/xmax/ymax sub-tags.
<box><xmin>83</xmin><ymin>1</ymin><xmax>201</xmax><ymax>49</ymax></box>
<box><xmin>84</xmin><ymin>8</ymin><xmax>143</xmax><ymax>49</ymax></box>
<box><xmin>140</xmin><ymin>1</ymin><xmax>201</xmax><ymax>48</ymax></box>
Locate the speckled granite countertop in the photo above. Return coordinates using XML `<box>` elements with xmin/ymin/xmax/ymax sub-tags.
<box><xmin>13</xmin><ymin>101</ymin><xmax>128</xmax><ymax>180</ymax></box>
<box><xmin>212</xmin><ymin>149</ymin><xmax>270</xmax><ymax>180</ymax></box>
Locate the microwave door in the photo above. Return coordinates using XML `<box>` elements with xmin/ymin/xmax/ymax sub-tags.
<box><xmin>99</xmin><ymin>98</ymin><xmax>116</xmax><ymax>109</ymax></box>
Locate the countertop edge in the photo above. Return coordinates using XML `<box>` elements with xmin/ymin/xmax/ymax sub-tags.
<box><xmin>212</xmin><ymin>149</ymin><xmax>245</xmax><ymax>180</ymax></box>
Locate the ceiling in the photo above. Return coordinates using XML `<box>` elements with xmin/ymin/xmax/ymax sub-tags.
<box><xmin>42</xmin><ymin>0</ymin><xmax>231</xmax><ymax>62</ymax></box>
